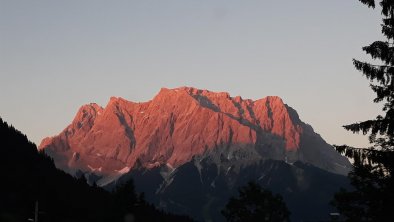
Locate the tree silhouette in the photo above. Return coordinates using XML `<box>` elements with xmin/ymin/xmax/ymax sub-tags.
<box><xmin>221</xmin><ymin>182</ymin><xmax>290</xmax><ymax>222</ymax></box>
<box><xmin>113</xmin><ymin>179</ymin><xmax>139</xmax><ymax>218</ymax></box>
<box><xmin>0</xmin><ymin>117</ymin><xmax>195</xmax><ymax>222</ymax></box>
<box><xmin>332</xmin><ymin>1</ymin><xmax>394</xmax><ymax>221</ymax></box>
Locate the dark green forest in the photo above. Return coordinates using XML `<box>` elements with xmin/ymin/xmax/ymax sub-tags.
<box><xmin>0</xmin><ymin>117</ymin><xmax>194</xmax><ymax>222</ymax></box>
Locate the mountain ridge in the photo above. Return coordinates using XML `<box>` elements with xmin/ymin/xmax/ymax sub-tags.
<box><xmin>39</xmin><ymin>87</ymin><xmax>351</xmax><ymax>186</ymax></box>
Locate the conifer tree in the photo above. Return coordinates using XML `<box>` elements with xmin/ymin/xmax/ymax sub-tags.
<box><xmin>332</xmin><ymin>1</ymin><xmax>394</xmax><ymax>221</ymax></box>
<box><xmin>221</xmin><ymin>182</ymin><xmax>290</xmax><ymax>222</ymax></box>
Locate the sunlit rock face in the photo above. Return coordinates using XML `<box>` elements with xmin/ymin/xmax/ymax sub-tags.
<box><xmin>39</xmin><ymin>87</ymin><xmax>350</xmax><ymax>185</ymax></box>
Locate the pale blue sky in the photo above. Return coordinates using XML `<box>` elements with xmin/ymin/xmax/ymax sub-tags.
<box><xmin>0</xmin><ymin>0</ymin><xmax>383</xmax><ymax>147</ymax></box>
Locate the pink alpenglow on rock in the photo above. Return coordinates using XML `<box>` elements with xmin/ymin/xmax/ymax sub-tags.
<box><xmin>39</xmin><ymin>87</ymin><xmax>349</xmax><ymax>185</ymax></box>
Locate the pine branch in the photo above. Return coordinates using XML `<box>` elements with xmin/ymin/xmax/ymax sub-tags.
<box><xmin>382</xmin><ymin>25</ymin><xmax>394</xmax><ymax>39</ymax></box>
<box><xmin>343</xmin><ymin>118</ymin><xmax>392</xmax><ymax>136</ymax></box>
<box><xmin>359</xmin><ymin>0</ymin><xmax>375</xmax><ymax>8</ymax></box>
<box><xmin>370</xmin><ymin>84</ymin><xmax>394</xmax><ymax>103</ymax></box>
<box><xmin>362</xmin><ymin>41</ymin><xmax>394</xmax><ymax>65</ymax></box>
<box><xmin>334</xmin><ymin>145</ymin><xmax>394</xmax><ymax>167</ymax></box>
<box><xmin>353</xmin><ymin>60</ymin><xmax>393</xmax><ymax>85</ymax></box>
<box><xmin>380</xmin><ymin>0</ymin><xmax>394</xmax><ymax>17</ymax></box>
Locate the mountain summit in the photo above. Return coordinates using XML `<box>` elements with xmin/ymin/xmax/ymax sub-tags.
<box><xmin>39</xmin><ymin>87</ymin><xmax>350</xmax><ymax>185</ymax></box>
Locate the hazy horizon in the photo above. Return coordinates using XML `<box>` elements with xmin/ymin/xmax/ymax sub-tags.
<box><xmin>0</xmin><ymin>0</ymin><xmax>383</xmax><ymax>147</ymax></box>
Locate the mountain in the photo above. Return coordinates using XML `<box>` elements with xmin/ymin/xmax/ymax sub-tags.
<box><xmin>40</xmin><ymin>87</ymin><xmax>350</xmax><ymax>181</ymax></box>
<box><xmin>39</xmin><ymin>87</ymin><xmax>352</xmax><ymax>221</ymax></box>
<box><xmin>0</xmin><ymin>117</ymin><xmax>195</xmax><ymax>222</ymax></box>
<box><xmin>112</xmin><ymin>159</ymin><xmax>349</xmax><ymax>222</ymax></box>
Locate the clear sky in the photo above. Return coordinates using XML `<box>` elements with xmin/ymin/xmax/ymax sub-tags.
<box><xmin>0</xmin><ymin>0</ymin><xmax>384</xmax><ymax>147</ymax></box>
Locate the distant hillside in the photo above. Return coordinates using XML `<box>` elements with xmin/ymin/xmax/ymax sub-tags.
<box><xmin>0</xmin><ymin>117</ymin><xmax>194</xmax><ymax>222</ymax></box>
<box><xmin>109</xmin><ymin>154</ymin><xmax>350</xmax><ymax>222</ymax></box>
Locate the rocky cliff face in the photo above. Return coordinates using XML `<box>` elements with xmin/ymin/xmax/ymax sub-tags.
<box><xmin>39</xmin><ymin>87</ymin><xmax>350</xmax><ymax>185</ymax></box>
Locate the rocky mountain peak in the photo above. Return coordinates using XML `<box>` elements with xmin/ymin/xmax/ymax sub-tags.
<box><xmin>39</xmin><ymin>87</ymin><xmax>350</xmax><ymax>186</ymax></box>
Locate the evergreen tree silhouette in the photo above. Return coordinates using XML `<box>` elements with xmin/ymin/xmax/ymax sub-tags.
<box><xmin>221</xmin><ymin>182</ymin><xmax>290</xmax><ymax>222</ymax></box>
<box><xmin>332</xmin><ymin>1</ymin><xmax>394</xmax><ymax>221</ymax></box>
